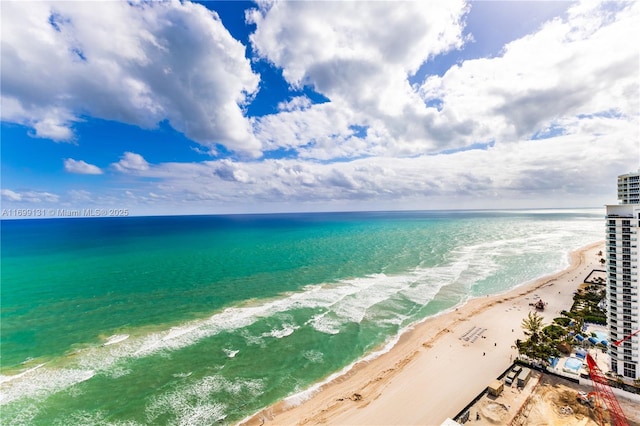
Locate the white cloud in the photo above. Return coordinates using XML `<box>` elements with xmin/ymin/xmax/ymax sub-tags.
<box><xmin>277</xmin><ymin>96</ymin><xmax>312</xmax><ymax>112</ymax></box>
<box><xmin>1</xmin><ymin>189</ymin><xmax>22</xmax><ymax>202</ymax></box>
<box><xmin>419</xmin><ymin>0</ymin><xmax>640</xmax><ymax>143</ymax></box>
<box><xmin>1</xmin><ymin>1</ymin><xmax>261</xmax><ymax>155</ymax></box>
<box><xmin>249</xmin><ymin>1</ymin><xmax>467</xmax><ymax>84</ymax></box>
<box><xmin>33</xmin><ymin>116</ymin><xmax>76</xmax><ymax>142</ymax></box>
<box><xmin>3</xmin><ymin>0</ymin><xmax>638</xmax><ymax>214</ymax></box>
<box><xmin>254</xmin><ymin>101</ymin><xmax>366</xmax><ymax>159</ymax></box>
<box><xmin>112</xmin><ymin>152</ymin><xmax>150</xmax><ymax>173</ymax></box>
<box><xmin>90</xmin><ymin>115</ymin><xmax>636</xmax><ymax>212</ymax></box>
<box><xmin>67</xmin><ymin>189</ymin><xmax>94</xmax><ymax>203</ymax></box>
<box><xmin>1</xmin><ymin>189</ymin><xmax>59</xmax><ymax>203</ymax></box>
<box><xmin>249</xmin><ymin>0</ymin><xmax>638</xmax><ymax>163</ymax></box>
<box><xmin>64</xmin><ymin>158</ymin><xmax>103</xmax><ymax>175</ymax></box>
<box><xmin>249</xmin><ymin>1</ymin><xmax>469</xmax><ymax>157</ymax></box>
<box><xmin>9</xmin><ymin>116</ymin><xmax>634</xmax><ymax>214</ymax></box>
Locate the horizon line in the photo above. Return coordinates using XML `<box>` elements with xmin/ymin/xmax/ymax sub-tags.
<box><xmin>0</xmin><ymin>206</ymin><xmax>606</xmax><ymax>221</ymax></box>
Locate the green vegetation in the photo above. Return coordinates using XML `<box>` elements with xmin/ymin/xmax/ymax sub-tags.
<box><xmin>516</xmin><ymin>277</ymin><xmax>608</xmax><ymax>365</ymax></box>
<box><xmin>516</xmin><ymin>312</ymin><xmax>560</xmax><ymax>365</ymax></box>
<box><xmin>542</xmin><ymin>324</ymin><xmax>565</xmax><ymax>340</ymax></box>
<box><xmin>522</xmin><ymin>311</ymin><xmax>544</xmax><ymax>342</ymax></box>
<box><xmin>571</xmin><ymin>284</ymin><xmax>606</xmax><ymax>325</ymax></box>
<box><xmin>553</xmin><ymin>317</ymin><xmax>571</xmax><ymax>327</ymax></box>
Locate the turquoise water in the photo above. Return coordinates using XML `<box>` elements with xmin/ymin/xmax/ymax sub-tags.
<box><xmin>564</xmin><ymin>357</ymin><xmax>584</xmax><ymax>372</ymax></box>
<box><xmin>1</xmin><ymin>209</ymin><xmax>603</xmax><ymax>424</ymax></box>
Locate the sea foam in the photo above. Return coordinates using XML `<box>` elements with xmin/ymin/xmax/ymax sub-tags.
<box><xmin>146</xmin><ymin>375</ymin><xmax>264</xmax><ymax>426</ymax></box>
<box><xmin>1</xmin><ymin>209</ymin><xmax>604</xmax><ymax>422</ymax></box>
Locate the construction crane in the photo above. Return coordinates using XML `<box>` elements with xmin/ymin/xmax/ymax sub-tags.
<box><xmin>585</xmin><ymin>353</ymin><xmax>628</xmax><ymax>426</ymax></box>
<box><xmin>587</xmin><ymin>330</ymin><xmax>640</xmax><ymax>426</ymax></box>
<box><xmin>583</xmin><ymin>328</ymin><xmax>639</xmax><ymax>426</ymax></box>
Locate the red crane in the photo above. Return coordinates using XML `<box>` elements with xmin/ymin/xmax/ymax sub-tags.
<box><xmin>585</xmin><ymin>353</ymin><xmax>629</xmax><ymax>426</ymax></box>
<box><xmin>583</xmin><ymin>328</ymin><xmax>639</xmax><ymax>426</ymax></box>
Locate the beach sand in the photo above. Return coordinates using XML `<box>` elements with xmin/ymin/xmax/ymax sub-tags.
<box><xmin>242</xmin><ymin>241</ymin><xmax>604</xmax><ymax>426</ymax></box>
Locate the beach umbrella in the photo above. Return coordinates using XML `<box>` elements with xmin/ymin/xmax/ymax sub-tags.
<box><xmin>588</xmin><ymin>337</ymin><xmax>598</xmax><ymax>345</ymax></box>
<box><xmin>601</xmin><ymin>340</ymin><xmax>608</xmax><ymax>346</ymax></box>
<box><xmin>574</xmin><ymin>334</ymin><xmax>584</xmax><ymax>342</ymax></box>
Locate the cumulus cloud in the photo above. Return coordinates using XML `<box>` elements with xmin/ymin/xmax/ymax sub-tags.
<box><xmin>3</xmin><ymin>0</ymin><xmax>638</xmax><ymax>214</ymax></box>
<box><xmin>112</xmin><ymin>152</ymin><xmax>150</xmax><ymax>173</ymax></box>
<box><xmin>249</xmin><ymin>1</ymin><xmax>467</xmax><ymax>84</ymax></box>
<box><xmin>249</xmin><ymin>0</ymin><xmax>638</xmax><ymax>162</ymax></box>
<box><xmin>1</xmin><ymin>1</ymin><xmax>261</xmax><ymax>155</ymax></box>
<box><xmin>249</xmin><ymin>0</ymin><xmax>469</xmax><ymax>157</ymax></box>
<box><xmin>419</xmin><ymin>1</ymin><xmax>640</xmax><ymax>143</ymax></box>
<box><xmin>64</xmin><ymin>158</ymin><xmax>103</xmax><ymax>175</ymax></box>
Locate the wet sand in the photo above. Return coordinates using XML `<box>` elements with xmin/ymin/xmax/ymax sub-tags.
<box><xmin>242</xmin><ymin>241</ymin><xmax>604</xmax><ymax>426</ymax></box>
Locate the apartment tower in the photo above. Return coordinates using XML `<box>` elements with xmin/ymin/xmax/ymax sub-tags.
<box><xmin>606</xmin><ymin>169</ymin><xmax>640</xmax><ymax>380</ymax></box>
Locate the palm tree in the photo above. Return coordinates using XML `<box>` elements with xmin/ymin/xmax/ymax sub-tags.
<box><xmin>517</xmin><ymin>311</ymin><xmax>561</xmax><ymax>366</ymax></box>
<box><xmin>521</xmin><ymin>311</ymin><xmax>544</xmax><ymax>343</ymax></box>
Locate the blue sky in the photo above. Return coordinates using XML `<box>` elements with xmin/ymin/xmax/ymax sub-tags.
<box><xmin>1</xmin><ymin>0</ymin><xmax>638</xmax><ymax>216</ymax></box>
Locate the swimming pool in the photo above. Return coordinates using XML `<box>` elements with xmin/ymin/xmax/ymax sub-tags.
<box><xmin>563</xmin><ymin>357</ymin><xmax>583</xmax><ymax>374</ymax></box>
<box><xmin>593</xmin><ymin>331</ymin><xmax>608</xmax><ymax>341</ymax></box>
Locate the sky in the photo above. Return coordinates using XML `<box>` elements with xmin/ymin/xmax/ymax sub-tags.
<box><xmin>1</xmin><ymin>0</ymin><xmax>639</xmax><ymax>217</ymax></box>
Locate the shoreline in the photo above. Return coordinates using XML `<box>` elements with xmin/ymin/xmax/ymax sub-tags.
<box><xmin>242</xmin><ymin>240</ymin><xmax>604</xmax><ymax>425</ymax></box>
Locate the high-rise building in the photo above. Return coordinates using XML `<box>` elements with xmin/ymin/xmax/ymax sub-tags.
<box><xmin>606</xmin><ymin>169</ymin><xmax>640</xmax><ymax>380</ymax></box>
<box><xmin>617</xmin><ymin>171</ymin><xmax>640</xmax><ymax>205</ymax></box>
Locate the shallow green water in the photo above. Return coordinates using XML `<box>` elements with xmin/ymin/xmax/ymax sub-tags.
<box><xmin>0</xmin><ymin>210</ymin><xmax>603</xmax><ymax>424</ymax></box>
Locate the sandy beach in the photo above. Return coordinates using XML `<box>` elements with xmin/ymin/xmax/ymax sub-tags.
<box><xmin>242</xmin><ymin>241</ymin><xmax>605</xmax><ymax>426</ymax></box>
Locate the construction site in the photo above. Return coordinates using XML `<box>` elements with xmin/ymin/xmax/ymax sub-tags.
<box><xmin>461</xmin><ymin>369</ymin><xmax>640</xmax><ymax>426</ymax></box>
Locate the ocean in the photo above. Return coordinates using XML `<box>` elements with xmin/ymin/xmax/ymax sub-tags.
<box><xmin>0</xmin><ymin>209</ymin><xmax>603</xmax><ymax>425</ymax></box>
